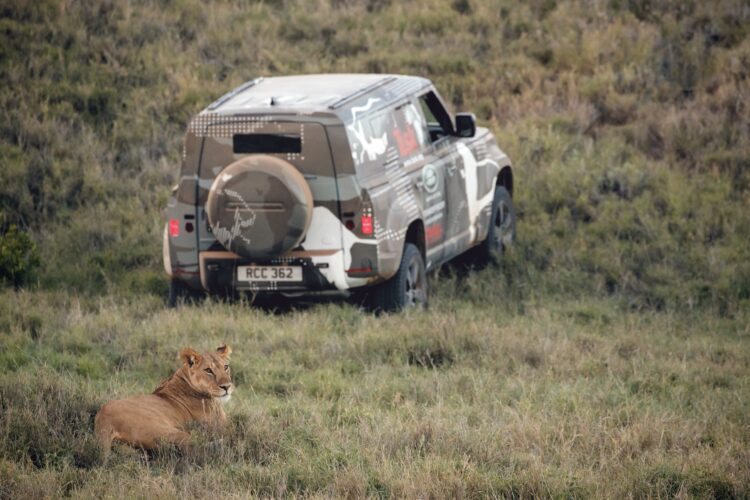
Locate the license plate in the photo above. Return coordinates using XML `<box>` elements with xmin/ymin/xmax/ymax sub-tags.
<box><xmin>237</xmin><ymin>265</ymin><xmax>302</xmax><ymax>283</ymax></box>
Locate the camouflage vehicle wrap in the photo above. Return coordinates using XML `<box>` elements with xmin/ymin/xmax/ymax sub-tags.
<box><xmin>164</xmin><ymin>74</ymin><xmax>513</xmax><ymax>307</ymax></box>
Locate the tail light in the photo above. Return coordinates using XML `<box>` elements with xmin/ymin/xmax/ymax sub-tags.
<box><xmin>341</xmin><ymin>191</ymin><xmax>375</xmax><ymax>238</ymax></box>
<box><xmin>169</xmin><ymin>218</ymin><xmax>180</xmax><ymax>237</ymax></box>
<box><xmin>360</xmin><ymin>214</ymin><xmax>373</xmax><ymax>236</ymax></box>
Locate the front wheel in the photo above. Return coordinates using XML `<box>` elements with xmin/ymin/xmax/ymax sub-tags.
<box><xmin>368</xmin><ymin>243</ymin><xmax>428</xmax><ymax>313</ymax></box>
<box><xmin>472</xmin><ymin>186</ymin><xmax>515</xmax><ymax>265</ymax></box>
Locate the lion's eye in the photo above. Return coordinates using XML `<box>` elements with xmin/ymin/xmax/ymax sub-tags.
<box><xmin>204</xmin><ymin>368</ymin><xmax>214</xmax><ymax>376</ymax></box>
<box><xmin>224</xmin><ymin>365</ymin><xmax>229</xmax><ymax>371</ymax></box>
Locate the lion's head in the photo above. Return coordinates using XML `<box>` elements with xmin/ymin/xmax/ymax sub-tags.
<box><xmin>179</xmin><ymin>344</ymin><xmax>234</xmax><ymax>403</ymax></box>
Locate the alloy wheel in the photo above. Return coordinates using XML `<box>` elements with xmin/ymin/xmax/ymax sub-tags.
<box><xmin>405</xmin><ymin>256</ymin><xmax>426</xmax><ymax>308</ymax></box>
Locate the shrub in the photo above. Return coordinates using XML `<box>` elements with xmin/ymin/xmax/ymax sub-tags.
<box><xmin>0</xmin><ymin>223</ymin><xmax>40</xmax><ymax>288</ymax></box>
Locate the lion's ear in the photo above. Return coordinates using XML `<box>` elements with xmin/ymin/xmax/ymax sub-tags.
<box><xmin>180</xmin><ymin>348</ymin><xmax>201</xmax><ymax>367</ymax></box>
<box><xmin>216</xmin><ymin>343</ymin><xmax>232</xmax><ymax>359</ymax></box>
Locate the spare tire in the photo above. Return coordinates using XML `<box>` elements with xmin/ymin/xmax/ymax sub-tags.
<box><xmin>206</xmin><ymin>155</ymin><xmax>313</xmax><ymax>260</ymax></box>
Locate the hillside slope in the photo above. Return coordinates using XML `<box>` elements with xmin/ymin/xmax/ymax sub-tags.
<box><xmin>1</xmin><ymin>0</ymin><xmax>748</xmax><ymax>311</ymax></box>
<box><xmin>0</xmin><ymin>0</ymin><xmax>750</xmax><ymax>310</ymax></box>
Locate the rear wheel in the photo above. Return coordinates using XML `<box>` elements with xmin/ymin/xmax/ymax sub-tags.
<box><xmin>167</xmin><ymin>279</ymin><xmax>203</xmax><ymax>308</ymax></box>
<box><xmin>369</xmin><ymin>243</ymin><xmax>427</xmax><ymax>313</ymax></box>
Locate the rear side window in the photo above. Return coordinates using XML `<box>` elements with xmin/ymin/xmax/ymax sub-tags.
<box><xmin>392</xmin><ymin>101</ymin><xmax>430</xmax><ymax>157</ymax></box>
<box><xmin>233</xmin><ymin>134</ymin><xmax>302</xmax><ymax>154</ymax></box>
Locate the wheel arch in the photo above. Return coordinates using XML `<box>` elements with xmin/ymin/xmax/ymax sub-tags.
<box><xmin>404</xmin><ymin>219</ymin><xmax>426</xmax><ymax>262</ymax></box>
<box><xmin>497</xmin><ymin>165</ymin><xmax>513</xmax><ymax>197</ymax></box>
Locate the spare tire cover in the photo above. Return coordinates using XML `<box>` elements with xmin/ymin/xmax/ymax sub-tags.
<box><xmin>206</xmin><ymin>155</ymin><xmax>313</xmax><ymax>259</ymax></box>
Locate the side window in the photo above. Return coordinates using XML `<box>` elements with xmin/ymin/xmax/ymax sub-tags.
<box><xmin>419</xmin><ymin>98</ymin><xmax>439</xmax><ymax>127</ymax></box>
<box><xmin>391</xmin><ymin>100</ymin><xmax>429</xmax><ymax>157</ymax></box>
<box><xmin>418</xmin><ymin>91</ymin><xmax>454</xmax><ymax>143</ymax></box>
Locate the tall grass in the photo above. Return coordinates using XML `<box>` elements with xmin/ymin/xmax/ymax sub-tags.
<box><xmin>1</xmin><ymin>289</ymin><xmax>748</xmax><ymax>497</ymax></box>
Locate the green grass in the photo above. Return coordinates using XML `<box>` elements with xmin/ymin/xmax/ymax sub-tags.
<box><xmin>1</xmin><ymin>0</ymin><xmax>750</xmax><ymax>496</ymax></box>
<box><xmin>1</xmin><ymin>286</ymin><xmax>748</xmax><ymax>497</ymax></box>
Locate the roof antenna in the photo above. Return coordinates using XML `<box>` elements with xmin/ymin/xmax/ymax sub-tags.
<box><xmin>269</xmin><ymin>97</ymin><xmax>277</xmax><ymax>106</ymax></box>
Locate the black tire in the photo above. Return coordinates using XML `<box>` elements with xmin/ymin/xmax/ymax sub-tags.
<box><xmin>167</xmin><ymin>279</ymin><xmax>203</xmax><ymax>308</ymax></box>
<box><xmin>473</xmin><ymin>186</ymin><xmax>515</xmax><ymax>265</ymax></box>
<box><xmin>369</xmin><ymin>243</ymin><xmax>428</xmax><ymax>313</ymax></box>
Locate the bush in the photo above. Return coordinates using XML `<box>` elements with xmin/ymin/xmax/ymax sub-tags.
<box><xmin>0</xmin><ymin>223</ymin><xmax>40</xmax><ymax>288</ymax></box>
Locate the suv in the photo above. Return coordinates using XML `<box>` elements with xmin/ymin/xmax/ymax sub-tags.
<box><xmin>164</xmin><ymin>74</ymin><xmax>515</xmax><ymax>311</ymax></box>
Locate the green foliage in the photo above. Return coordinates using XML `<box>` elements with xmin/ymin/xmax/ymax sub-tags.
<box><xmin>0</xmin><ymin>223</ymin><xmax>40</xmax><ymax>288</ymax></box>
<box><xmin>0</xmin><ymin>291</ymin><xmax>747</xmax><ymax>496</ymax></box>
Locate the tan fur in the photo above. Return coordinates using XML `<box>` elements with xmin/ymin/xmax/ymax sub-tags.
<box><xmin>94</xmin><ymin>344</ymin><xmax>233</xmax><ymax>454</ymax></box>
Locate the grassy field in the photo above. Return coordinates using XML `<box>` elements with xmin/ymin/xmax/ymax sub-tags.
<box><xmin>2</xmin><ymin>286</ymin><xmax>748</xmax><ymax>497</ymax></box>
<box><xmin>1</xmin><ymin>0</ymin><xmax>749</xmax><ymax>497</ymax></box>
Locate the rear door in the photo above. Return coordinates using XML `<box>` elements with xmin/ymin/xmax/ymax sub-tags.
<box><xmin>196</xmin><ymin>119</ymin><xmax>343</xmax><ymax>255</ymax></box>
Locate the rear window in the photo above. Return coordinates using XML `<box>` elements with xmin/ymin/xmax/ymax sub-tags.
<box><xmin>233</xmin><ymin>134</ymin><xmax>302</xmax><ymax>154</ymax></box>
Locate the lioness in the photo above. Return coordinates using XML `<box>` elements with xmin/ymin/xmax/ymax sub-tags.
<box><xmin>95</xmin><ymin>344</ymin><xmax>233</xmax><ymax>453</ymax></box>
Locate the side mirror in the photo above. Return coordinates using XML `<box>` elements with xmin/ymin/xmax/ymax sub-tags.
<box><xmin>455</xmin><ymin>113</ymin><xmax>476</xmax><ymax>138</ymax></box>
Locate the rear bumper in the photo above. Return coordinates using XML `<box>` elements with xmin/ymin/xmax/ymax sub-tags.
<box><xmin>199</xmin><ymin>251</ymin><xmax>339</xmax><ymax>294</ymax></box>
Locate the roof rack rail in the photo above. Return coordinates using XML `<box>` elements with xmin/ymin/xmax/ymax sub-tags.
<box><xmin>328</xmin><ymin>76</ymin><xmax>397</xmax><ymax>110</ymax></box>
<box><xmin>207</xmin><ymin>77</ymin><xmax>264</xmax><ymax>111</ymax></box>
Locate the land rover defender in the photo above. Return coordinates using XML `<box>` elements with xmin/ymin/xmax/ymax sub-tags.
<box><xmin>163</xmin><ymin>74</ymin><xmax>515</xmax><ymax>311</ymax></box>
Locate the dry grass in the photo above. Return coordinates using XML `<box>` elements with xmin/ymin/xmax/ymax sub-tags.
<box><xmin>1</xmin><ymin>284</ymin><xmax>748</xmax><ymax>497</ymax></box>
